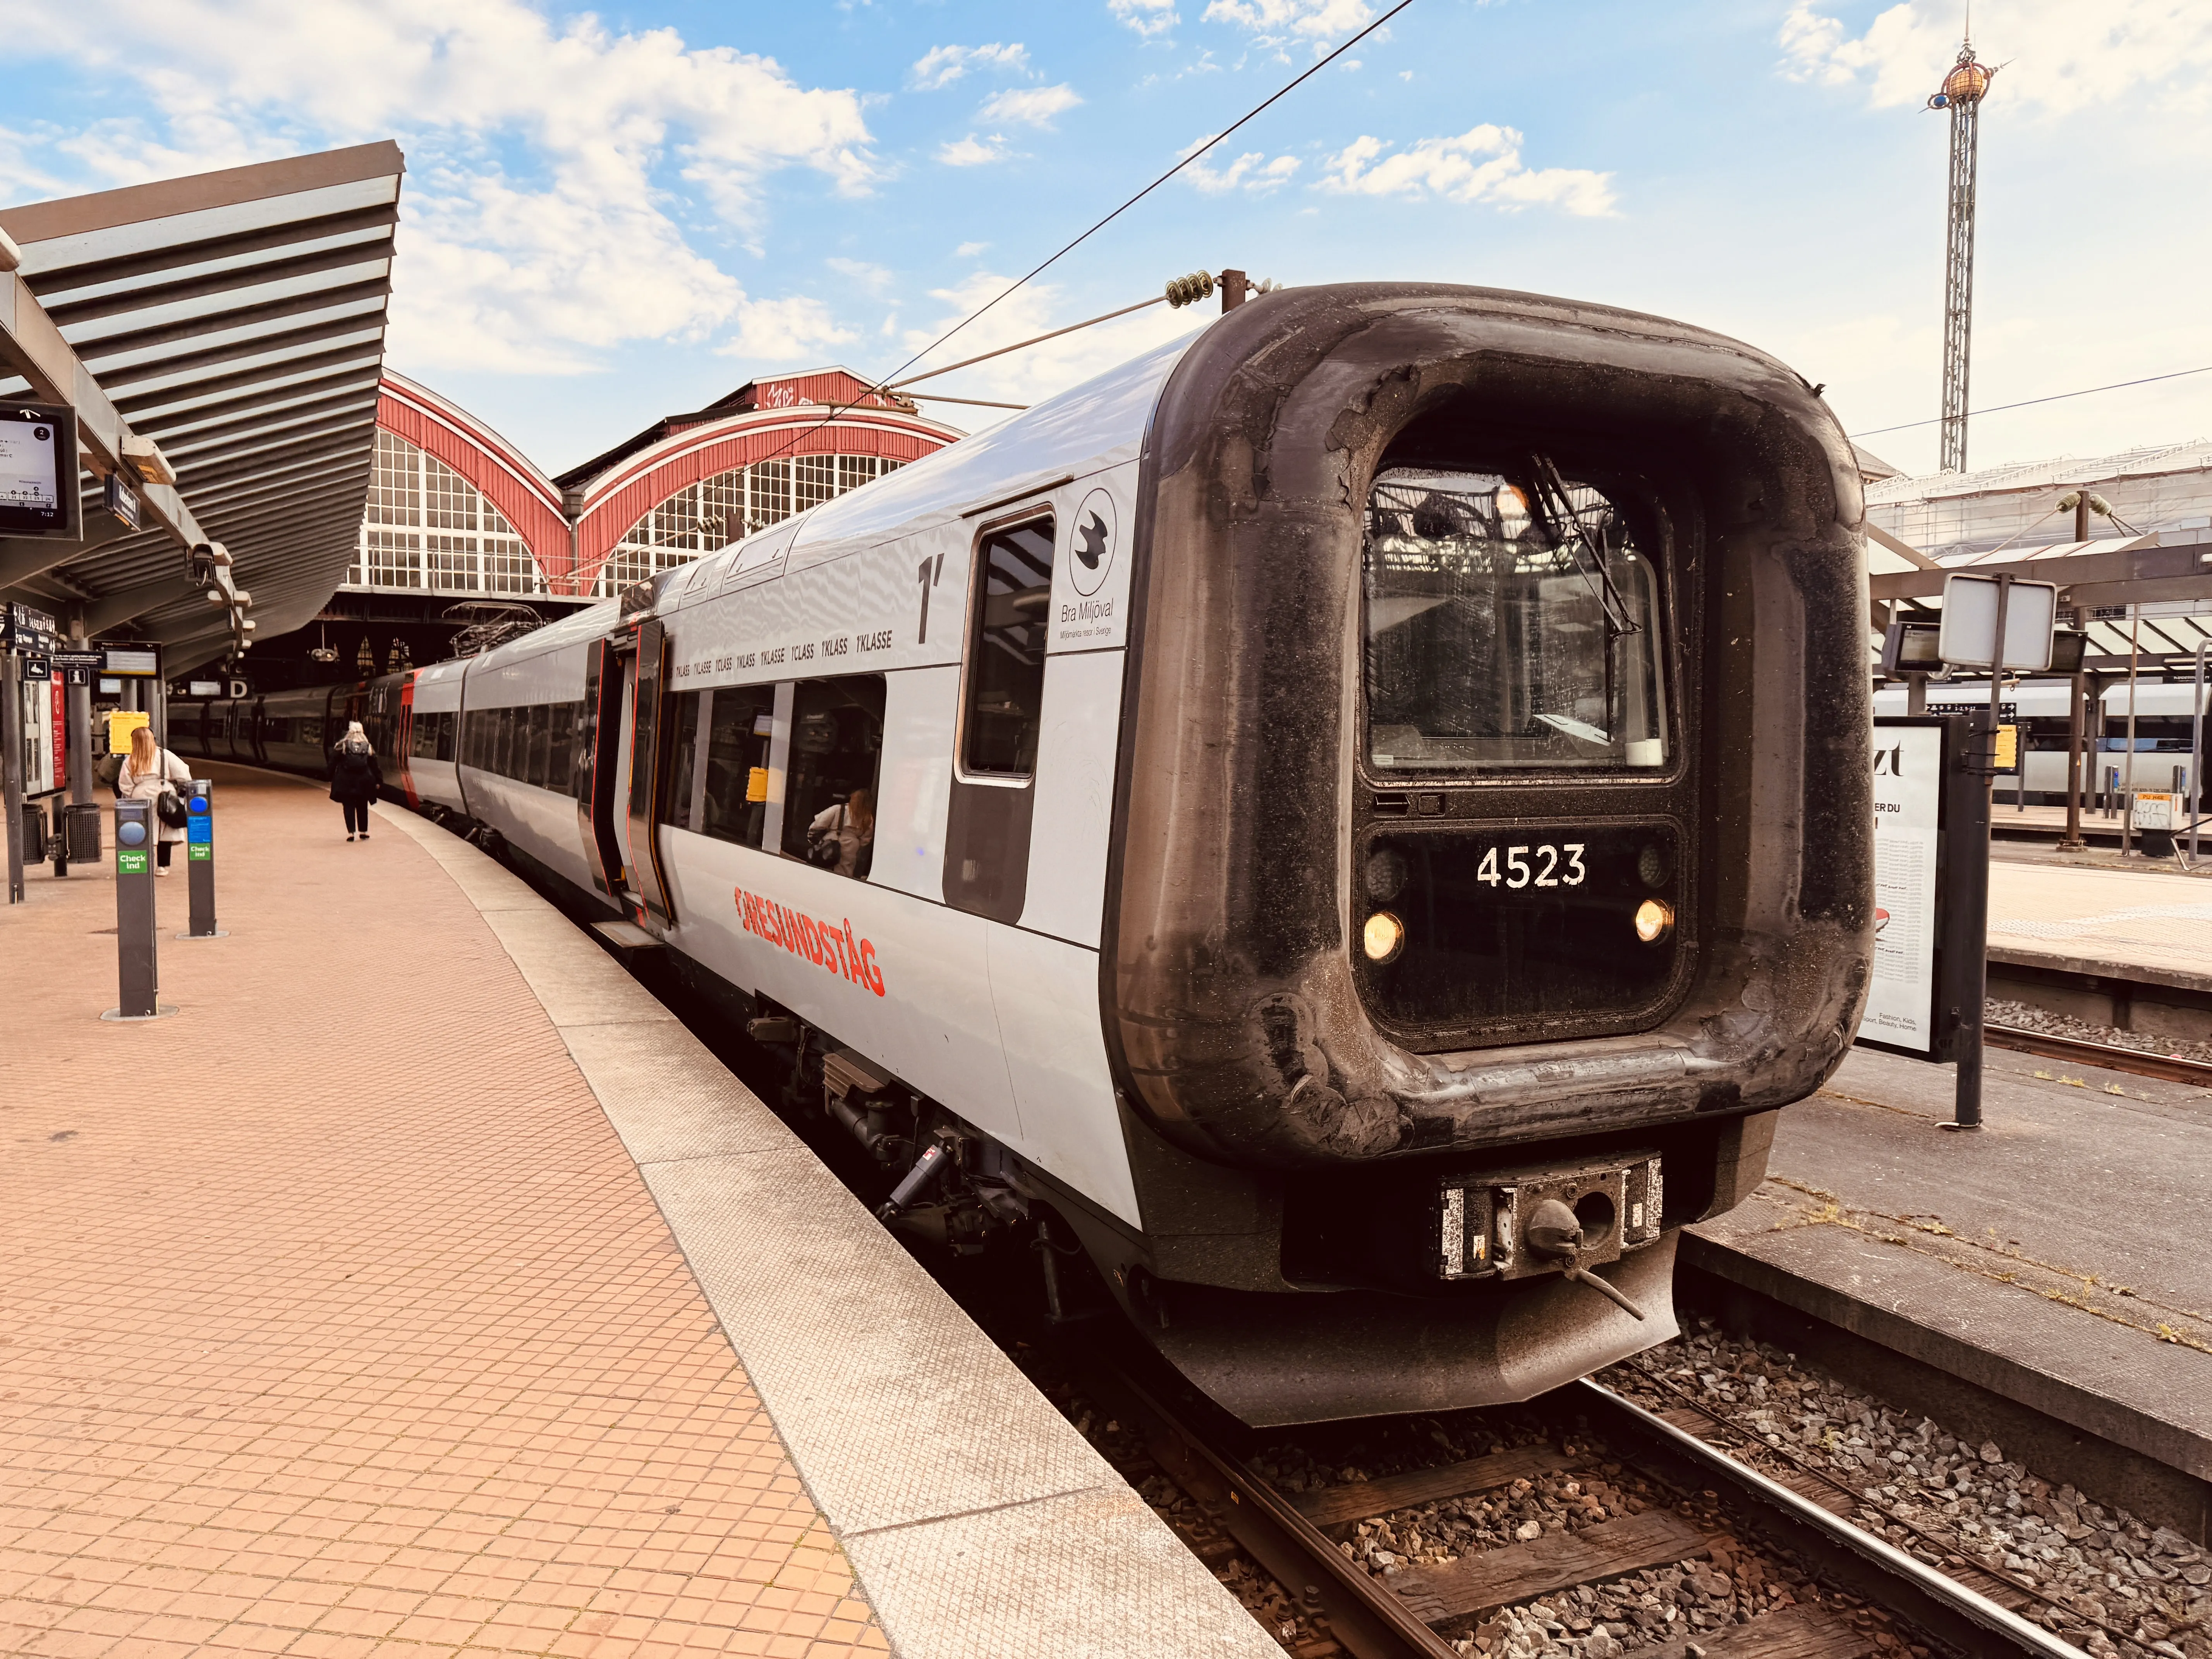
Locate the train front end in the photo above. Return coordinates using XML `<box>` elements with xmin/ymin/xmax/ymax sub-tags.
<box><xmin>1098</xmin><ymin>284</ymin><xmax>1874</xmax><ymax>1424</ymax></box>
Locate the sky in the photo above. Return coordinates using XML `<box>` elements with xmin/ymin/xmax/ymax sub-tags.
<box><xmin>5</xmin><ymin>0</ymin><xmax>2210</xmax><ymax>482</ymax></box>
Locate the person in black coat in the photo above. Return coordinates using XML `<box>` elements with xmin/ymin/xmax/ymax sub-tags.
<box><xmin>329</xmin><ymin>721</ymin><xmax>383</xmax><ymax>842</ymax></box>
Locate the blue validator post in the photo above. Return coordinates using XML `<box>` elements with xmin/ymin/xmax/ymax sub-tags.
<box><xmin>179</xmin><ymin>781</ymin><xmax>225</xmax><ymax>940</ymax></box>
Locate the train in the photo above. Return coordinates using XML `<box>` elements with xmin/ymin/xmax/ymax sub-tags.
<box><xmin>175</xmin><ymin>282</ymin><xmax>1875</xmax><ymax>1426</ymax></box>
<box><xmin>1870</xmin><ymin>680</ymin><xmax>2202</xmax><ymax>809</ymax></box>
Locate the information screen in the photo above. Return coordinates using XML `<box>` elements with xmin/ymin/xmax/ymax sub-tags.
<box><xmin>0</xmin><ymin>404</ymin><xmax>77</xmax><ymax>536</ymax></box>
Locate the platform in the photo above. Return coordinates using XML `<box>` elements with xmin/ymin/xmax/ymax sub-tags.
<box><xmin>0</xmin><ymin>764</ymin><xmax>1274</xmax><ymax>1659</ymax></box>
<box><xmin>1986</xmin><ymin>858</ymin><xmax>2212</xmax><ymax>995</ymax></box>
<box><xmin>1687</xmin><ymin>1039</ymin><xmax>2212</xmax><ymax>1539</ymax></box>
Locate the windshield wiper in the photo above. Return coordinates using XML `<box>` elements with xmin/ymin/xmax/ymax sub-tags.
<box><xmin>1527</xmin><ymin>452</ymin><xmax>1640</xmax><ymax>641</ymax></box>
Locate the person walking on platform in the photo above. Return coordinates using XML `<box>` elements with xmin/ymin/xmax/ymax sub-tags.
<box><xmin>117</xmin><ymin>724</ymin><xmax>194</xmax><ymax>877</ymax></box>
<box><xmin>330</xmin><ymin>721</ymin><xmax>382</xmax><ymax>842</ymax></box>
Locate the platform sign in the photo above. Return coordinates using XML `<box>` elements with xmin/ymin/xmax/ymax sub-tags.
<box><xmin>1930</xmin><ymin>701</ymin><xmax>2016</xmax><ymax>775</ymax></box>
<box><xmin>1860</xmin><ymin>723</ymin><xmax>1944</xmax><ymax>1052</ymax></box>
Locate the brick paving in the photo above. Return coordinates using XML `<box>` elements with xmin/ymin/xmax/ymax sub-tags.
<box><xmin>0</xmin><ymin>764</ymin><xmax>886</xmax><ymax>1659</ymax></box>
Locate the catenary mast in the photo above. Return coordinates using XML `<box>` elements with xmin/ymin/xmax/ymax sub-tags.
<box><xmin>1930</xmin><ymin>39</ymin><xmax>1996</xmax><ymax>473</ymax></box>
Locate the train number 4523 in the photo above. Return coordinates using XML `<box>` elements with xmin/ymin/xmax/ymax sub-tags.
<box><xmin>1476</xmin><ymin>843</ymin><xmax>1587</xmax><ymax>889</ymax></box>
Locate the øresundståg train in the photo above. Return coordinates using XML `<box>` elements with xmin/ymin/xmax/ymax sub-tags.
<box><xmin>178</xmin><ymin>284</ymin><xmax>1876</xmax><ymax>1425</ymax></box>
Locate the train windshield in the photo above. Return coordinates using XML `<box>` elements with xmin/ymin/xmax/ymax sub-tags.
<box><xmin>1363</xmin><ymin>465</ymin><xmax>1668</xmax><ymax>774</ymax></box>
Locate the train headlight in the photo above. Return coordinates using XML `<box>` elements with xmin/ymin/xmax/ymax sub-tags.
<box><xmin>1633</xmin><ymin>899</ymin><xmax>1674</xmax><ymax>944</ymax></box>
<box><xmin>1363</xmin><ymin>911</ymin><xmax>1405</xmax><ymax>963</ymax></box>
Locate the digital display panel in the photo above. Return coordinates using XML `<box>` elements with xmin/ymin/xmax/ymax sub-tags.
<box><xmin>0</xmin><ymin>404</ymin><xmax>79</xmax><ymax>537</ymax></box>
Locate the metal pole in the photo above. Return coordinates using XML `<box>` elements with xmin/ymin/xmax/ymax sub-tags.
<box><xmin>1944</xmin><ymin>708</ymin><xmax>1993</xmax><ymax>1132</ymax></box>
<box><xmin>3</xmin><ymin>649</ymin><xmax>23</xmax><ymax>904</ymax></box>
<box><xmin>2059</xmin><ymin>605</ymin><xmax>2087</xmax><ymax>851</ymax></box>
<box><xmin>2190</xmin><ymin>639</ymin><xmax>2207</xmax><ymax>863</ymax></box>
<box><xmin>1987</xmin><ymin>572</ymin><xmax>2011</xmax><ymax>816</ymax></box>
<box><xmin>1907</xmin><ymin>671</ymin><xmax>1929</xmax><ymax>716</ymax></box>
<box><xmin>2123</xmin><ymin>606</ymin><xmax>2140</xmax><ymax>854</ymax></box>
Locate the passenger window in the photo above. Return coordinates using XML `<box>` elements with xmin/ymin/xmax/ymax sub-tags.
<box><xmin>960</xmin><ymin>518</ymin><xmax>1054</xmax><ymax>779</ymax></box>
<box><xmin>526</xmin><ymin>704</ymin><xmax>552</xmax><ymax>788</ymax></box>
<box><xmin>663</xmin><ymin>692</ymin><xmax>706</xmax><ymax>831</ymax></box>
<box><xmin>781</xmin><ymin>676</ymin><xmax>886</xmax><ymax>878</ymax></box>
<box><xmin>545</xmin><ymin>701</ymin><xmax>571</xmax><ymax>787</ymax></box>
<box><xmin>495</xmin><ymin>706</ymin><xmax>517</xmax><ymax>778</ymax></box>
<box><xmin>700</xmin><ymin>686</ymin><xmax>777</xmax><ymax>849</ymax></box>
<box><xmin>411</xmin><ymin>713</ymin><xmax>437</xmax><ymax>759</ymax></box>
<box><xmin>437</xmin><ymin>710</ymin><xmax>457</xmax><ymax>763</ymax></box>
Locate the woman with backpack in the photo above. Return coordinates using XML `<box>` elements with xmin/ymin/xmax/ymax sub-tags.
<box><xmin>329</xmin><ymin>721</ymin><xmax>383</xmax><ymax>841</ymax></box>
<box><xmin>116</xmin><ymin>723</ymin><xmax>194</xmax><ymax>876</ymax></box>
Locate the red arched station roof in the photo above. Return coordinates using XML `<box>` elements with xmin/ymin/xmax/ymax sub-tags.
<box><xmin>375</xmin><ymin>373</ymin><xmax>571</xmax><ymax>583</ymax></box>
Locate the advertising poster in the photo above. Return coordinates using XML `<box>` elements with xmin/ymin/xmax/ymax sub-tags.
<box><xmin>1858</xmin><ymin>722</ymin><xmax>1944</xmax><ymax>1051</ymax></box>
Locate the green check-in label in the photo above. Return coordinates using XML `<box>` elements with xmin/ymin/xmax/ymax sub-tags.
<box><xmin>118</xmin><ymin>849</ymin><xmax>148</xmax><ymax>875</ymax></box>
<box><xmin>187</xmin><ymin>844</ymin><xmax>211</xmax><ymax>862</ymax></box>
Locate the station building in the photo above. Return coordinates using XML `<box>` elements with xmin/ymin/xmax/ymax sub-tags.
<box><xmin>292</xmin><ymin>369</ymin><xmax>964</xmax><ymax>685</ymax></box>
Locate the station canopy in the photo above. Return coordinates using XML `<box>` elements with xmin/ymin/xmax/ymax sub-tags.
<box><xmin>0</xmin><ymin>143</ymin><xmax>404</xmax><ymax>675</ymax></box>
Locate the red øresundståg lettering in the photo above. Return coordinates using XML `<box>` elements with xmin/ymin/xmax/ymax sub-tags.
<box><xmin>733</xmin><ymin>884</ymin><xmax>885</xmax><ymax>996</ymax></box>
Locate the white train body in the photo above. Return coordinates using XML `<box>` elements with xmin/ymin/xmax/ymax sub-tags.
<box><xmin>182</xmin><ymin>286</ymin><xmax>1879</xmax><ymax>1424</ymax></box>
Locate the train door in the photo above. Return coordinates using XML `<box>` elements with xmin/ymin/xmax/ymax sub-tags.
<box><xmin>621</xmin><ymin>619</ymin><xmax>679</xmax><ymax>923</ymax></box>
<box><xmin>250</xmin><ymin>697</ymin><xmax>270</xmax><ymax>766</ymax></box>
<box><xmin>395</xmin><ymin>673</ymin><xmax>419</xmax><ymax>807</ymax></box>
<box><xmin>578</xmin><ymin>637</ymin><xmax>629</xmax><ymax>900</ymax></box>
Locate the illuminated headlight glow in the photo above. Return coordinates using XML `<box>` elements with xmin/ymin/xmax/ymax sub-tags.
<box><xmin>1633</xmin><ymin>898</ymin><xmax>1674</xmax><ymax>944</ymax></box>
<box><xmin>1363</xmin><ymin>911</ymin><xmax>1405</xmax><ymax>963</ymax></box>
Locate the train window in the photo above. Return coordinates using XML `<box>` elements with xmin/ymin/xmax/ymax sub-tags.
<box><xmin>436</xmin><ymin>710</ymin><xmax>456</xmax><ymax>763</ymax></box>
<box><xmin>781</xmin><ymin>676</ymin><xmax>885</xmax><ymax>877</ymax></box>
<box><xmin>663</xmin><ymin>692</ymin><xmax>706</xmax><ymax>831</ymax></box>
<box><xmin>699</xmin><ymin>686</ymin><xmax>777</xmax><ymax>849</ymax></box>
<box><xmin>410</xmin><ymin>711</ymin><xmax>438</xmax><ymax>759</ymax></box>
<box><xmin>526</xmin><ymin>704</ymin><xmax>553</xmax><ymax>788</ymax></box>
<box><xmin>1362</xmin><ymin>466</ymin><xmax>1669</xmax><ymax>775</ymax></box>
<box><xmin>959</xmin><ymin>517</ymin><xmax>1054</xmax><ymax>779</ymax></box>
<box><xmin>546</xmin><ymin>701</ymin><xmax>572</xmax><ymax>786</ymax></box>
<box><xmin>495</xmin><ymin>706</ymin><xmax>517</xmax><ymax>778</ymax></box>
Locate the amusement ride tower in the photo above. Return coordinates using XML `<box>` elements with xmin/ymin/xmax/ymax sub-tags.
<box><xmin>1929</xmin><ymin>40</ymin><xmax>1997</xmax><ymax>473</ymax></box>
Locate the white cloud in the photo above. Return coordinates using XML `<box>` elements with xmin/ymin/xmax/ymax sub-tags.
<box><xmin>717</xmin><ymin>296</ymin><xmax>857</xmax><ymax>361</ymax></box>
<box><xmin>1178</xmin><ymin>133</ymin><xmax>1300</xmax><ymax>193</ymax></box>
<box><xmin>909</xmin><ymin>42</ymin><xmax>1029</xmax><ymax>91</ymax></box>
<box><xmin>936</xmin><ymin>134</ymin><xmax>1013</xmax><ymax>167</ymax></box>
<box><xmin>1109</xmin><ymin>0</ymin><xmax>1180</xmax><ymax>40</ymax></box>
<box><xmin>1317</xmin><ymin>125</ymin><xmax>1616</xmax><ymax>216</ymax></box>
<box><xmin>1203</xmin><ymin>0</ymin><xmax>1373</xmax><ymax>38</ymax></box>
<box><xmin>827</xmin><ymin>257</ymin><xmax>894</xmax><ymax>295</ymax></box>
<box><xmin>1778</xmin><ymin>0</ymin><xmax>2212</xmax><ymax>117</ymax></box>
<box><xmin>977</xmin><ymin>84</ymin><xmax>1083</xmax><ymax>128</ymax></box>
<box><xmin>955</xmin><ymin>241</ymin><xmax>991</xmax><ymax>257</ymax></box>
<box><xmin>1</xmin><ymin>0</ymin><xmax>880</xmax><ymax>373</ymax></box>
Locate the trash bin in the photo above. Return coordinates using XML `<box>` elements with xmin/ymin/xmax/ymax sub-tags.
<box><xmin>19</xmin><ymin>802</ymin><xmax>48</xmax><ymax>862</ymax></box>
<box><xmin>63</xmin><ymin>801</ymin><xmax>103</xmax><ymax>862</ymax></box>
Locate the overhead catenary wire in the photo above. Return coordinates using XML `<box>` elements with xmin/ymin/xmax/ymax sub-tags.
<box><xmin>1849</xmin><ymin>364</ymin><xmax>2212</xmax><ymax>439</ymax></box>
<box><xmin>887</xmin><ymin>296</ymin><xmax>1171</xmax><ymax>391</ymax></box>
<box><xmin>730</xmin><ymin>0</ymin><xmax>1414</xmax><ymax>479</ymax></box>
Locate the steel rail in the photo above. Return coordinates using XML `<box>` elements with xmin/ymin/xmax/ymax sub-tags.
<box><xmin>1079</xmin><ymin>1353</ymin><xmax>1460</xmax><ymax>1659</ymax></box>
<box><xmin>1983</xmin><ymin>1021</ymin><xmax>2212</xmax><ymax>1087</ymax></box>
<box><xmin>1568</xmin><ymin>1378</ymin><xmax>2082</xmax><ymax>1659</ymax></box>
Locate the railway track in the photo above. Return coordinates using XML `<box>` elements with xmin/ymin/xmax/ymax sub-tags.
<box><xmin>1070</xmin><ymin>1338</ymin><xmax>2082</xmax><ymax>1659</ymax></box>
<box><xmin>1984</xmin><ymin>1022</ymin><xmax>2212</xmax><ymax>1088</ymax></box>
